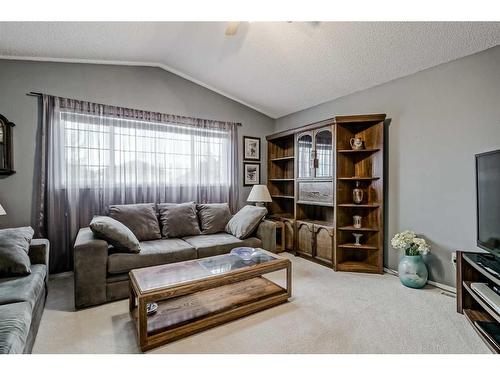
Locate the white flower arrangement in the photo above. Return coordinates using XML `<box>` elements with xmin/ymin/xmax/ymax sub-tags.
<box><xmin>391</xmin><ymin>230</ymin><xmax>430</xmax><ymax>256</ymax></box>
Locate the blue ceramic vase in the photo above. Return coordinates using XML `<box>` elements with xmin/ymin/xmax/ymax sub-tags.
<box><xmin>398</xmin><ymin>255</ymin><xmax>428</xmax><ymax>289</ymax></box>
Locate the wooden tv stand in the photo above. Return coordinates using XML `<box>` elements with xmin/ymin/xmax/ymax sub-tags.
<box><xmin>456</xmin><ymin>251</ymin><xmax>500</xmax><ymax>353</ymax></box>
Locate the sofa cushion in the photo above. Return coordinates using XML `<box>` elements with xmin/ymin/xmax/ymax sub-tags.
<box><xmin>225</xmin><ymin>205</ymin><xmax>267</xmax><ymax>239</ymax></box>
<box><xmin>0</xmin><ymin>227</ymin><xmax>34</xmax><ymax>277</ymax></box>
<box><xmin>107</xmin><ymin>239</ymin><xmax>196</xmax><ymax>274</ymax></box>
<box><xmin>0</xmin><ymin>264</ymin><xmax>47</xmax><ymax>310</ymax></box>
<box><xmin>183</xmin><ymin>233</ymin><xmax>262</xmax><ymax>258</ymax></box>
<box><xmin>90</xmin><ymin>216</ymin><xmax>141</xmax><ymax>253</ymax></box>
<box><xmin>109</xmin><ymin>203</ymin><xmax>161</xmax><ymax>241</ymax></box>
<box><xmin>0</xmin><ymin>302</ymin><xmax>32</xmax><ymax>354</ymax></box>
<box><xmin>158</xmin><ymin>202</ymin><xmax>201</xmax><ymax>238</ymax></box>
<box><xmin>197</xmin><ymin>203</ymin><xmax>232</xmax><ymax>235</ymax></box>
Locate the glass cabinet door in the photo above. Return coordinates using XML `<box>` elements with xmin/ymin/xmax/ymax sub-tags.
<box><xmin>315</xmin><ymin>128</ymin><xmax>333</xmax><ymax>178</ymax></box>
<box><xmin>297</xmin><ymin>132</ymin><xmax>313</xmax><ymax>178</ymax></box>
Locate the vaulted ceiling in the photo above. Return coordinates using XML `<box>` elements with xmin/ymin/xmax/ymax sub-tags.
<box><xmin>1</xmin><ymin>22</ymin><xmax>499</xmax><ymax>118</ymax></box>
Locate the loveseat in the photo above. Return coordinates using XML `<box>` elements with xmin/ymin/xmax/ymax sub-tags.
<box><xmin>0</xmin><ymin>239</ymin><xmax>49</xmax><ymax>354</ymax></box>
<box><xmin>73</xmin><ymin>203</ymin><xmax>276</xmax><ymax>309</ymax></box>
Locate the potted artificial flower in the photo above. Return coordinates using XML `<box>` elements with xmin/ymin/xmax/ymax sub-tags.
<box><xmin>391</xmin><ymin>230</ymin><xmax>431</xmax><ymax>289</ymax></box>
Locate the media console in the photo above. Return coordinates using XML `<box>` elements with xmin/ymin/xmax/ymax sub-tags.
<box><xmin>457</xmin><ymin>251</ymin><xmax>500</xmax><ymax>353</ymax></box>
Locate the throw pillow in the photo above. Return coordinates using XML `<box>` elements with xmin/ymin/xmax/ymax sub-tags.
<box><xmin>0</xmin><ymin>226</ymin><xmax>34</xmax><ymax>277</ymax></box>
<box><xmin>158</xmin><ymin>202</ymin><xmax>201</xmax><ymax>238</ymax></box>
<box><xmin>197</xmin><ymin>203</ymin><xmax>232</xmax><ymax>235</ymax></box>
<box><xmin>225</xmin><ymin>205</ymin><xmax>267</xmax><ymax>239</ymax></box>
<box><xmin>90</xmin><ymin>216</ymin><xmax>141</xmax><ymax>253</ymax></box>
<box><xmin>109</xmin><ymin>203</ymin><xmax>161</xmax><ymax>241</ymax></box>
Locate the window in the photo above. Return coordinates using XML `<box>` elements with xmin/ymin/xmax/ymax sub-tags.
<box><xmin>60</xmin><ymin>112</ymin><xmax>232</xmax><ymax>190</ymax></box>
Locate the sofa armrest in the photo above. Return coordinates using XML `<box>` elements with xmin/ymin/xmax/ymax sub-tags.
<box><xmin>29</xmin><ymin>239</ymin><xmax>50</xmax><ymax>266</ymax></box>
<box><xmin>73</xmin><ymin>227</ymin><xmax>109</xmax><ymax>309</ymax></box>
<box><xmin>255</xmin><ymin>220</ymin><xmax>277</xmax><ymax>253</ymax></box>
<box><xmin>29</xmin><ymin>239</ymin><xmax>50</xmax><ymax>285</ymax></box>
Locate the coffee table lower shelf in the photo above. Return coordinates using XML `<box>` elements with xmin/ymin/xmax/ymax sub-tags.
<box><xmin>130</xmin><ymin>276</ymin><xmax>289</xmax><ymax>351</ymax></box>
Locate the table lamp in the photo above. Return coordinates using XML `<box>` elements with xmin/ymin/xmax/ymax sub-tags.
<box><xmin>247</xmin><ymin>185</ymin><xmax>272</xmax><ymax>207</ymax></box>
<box><xmin>0</xmin><ymin>203</ymin><xmax>6</xmax><ymax>216</ymax></box>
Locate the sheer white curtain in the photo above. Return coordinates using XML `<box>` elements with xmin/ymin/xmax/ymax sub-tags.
<box><xmin>35</xmin><ymin>95</ymin><xmax>238</xmax><ymax>273</ymax></box>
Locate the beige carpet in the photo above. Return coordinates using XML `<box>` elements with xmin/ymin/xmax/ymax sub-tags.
<box><xmin>32</xmin><ymin>253</ymin><xmax>489</xmax><ymax>354</ymax></box>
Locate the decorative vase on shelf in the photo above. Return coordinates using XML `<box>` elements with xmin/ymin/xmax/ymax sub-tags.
<box><xmin>353</xmin><ymin>215</ymin><xmax>362</xmax><ymax>229</ymax></box>
<box><xmin>398</xmin><ymin>255</ymin><xmax>428</xmax><ymax>289</ymax></box>
<box><xmin>349</xmin><ymin>137</ymin><xmax>364</xmax><ymax>150</ymax></box>
<box><xmin>353</xmin><ymin>181</ymin><xmax>363</xmax><ymax>204</ymax></box>
<box><xmin>353</xmin><ymin>233</ymin><xmax>363</xmax><ymax>246</ymax></box>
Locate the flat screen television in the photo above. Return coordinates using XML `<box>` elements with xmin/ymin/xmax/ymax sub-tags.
<box><xmin>476</xmin><ymin>149</ymin><xmax>500</xmax><ymax>259</ymax></box>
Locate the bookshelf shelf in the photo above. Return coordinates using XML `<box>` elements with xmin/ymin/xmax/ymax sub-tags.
<box><xmin>270</xmin><ymin>156</ymin><xmax>294</xmax><ymax>162</ymax></box>
<box><xmin>338</xmin><ymin>226</ymin><xmax>379</xmax><ymax>232</ymax></box>
<box><xmin>337</xmin><ymin>148</ymin><xmax>380</xmax><ymax>153</ymax></box>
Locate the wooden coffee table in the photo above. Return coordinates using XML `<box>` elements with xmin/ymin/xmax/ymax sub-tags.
<box><xmin>129</xmin><ymin>248</ymin><xmax>291</xmax><ymax>351</ymax></box>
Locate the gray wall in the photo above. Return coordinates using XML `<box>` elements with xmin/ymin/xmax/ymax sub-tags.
<box><xmin>0</xmin><ymin>60</ymin><xmax>274</xmax><ymax>229</ymax></box>
<box><xmin>2</xmin><ymin>46</ymin><xmax>500</xmax><ymax>287</ymax></box>
<box><xmin>276</xmin><ymin>46</ymin><xmax>500</xmax><ymax>287</ymax></box>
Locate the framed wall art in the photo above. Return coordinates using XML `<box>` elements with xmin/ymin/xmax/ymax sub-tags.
<box><xmin>243</xmin><ymin>162</ymin><xmax>260</xmax><ymax>186</ymax></box>
<box><xmin>243</xmin><ymin>136</ymin><xmax>261</xmax><ymax>161</ymax></box>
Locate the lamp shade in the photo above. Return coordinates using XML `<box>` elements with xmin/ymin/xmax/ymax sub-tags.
<box><xmin>247</xmin><ymin>185</ymin><xmax>272</xmax><ymax>203</ymax></box>
<box><xmin>0</xmin><ymin>204</ymin><xmax>5</xmax><ymax>216</ymax></box>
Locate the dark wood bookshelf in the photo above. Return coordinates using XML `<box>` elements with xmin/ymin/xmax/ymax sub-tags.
<box><xmin>334</xmin><ymin>115</ymin><xmax>385</xmax><ymax>273</ymax></box>
<box><xmin>266</xmin><ymin>114</ymin><xmax>386</xmax><ymax>274</ymax></box>
<box><xmin>457</xmin><ymin>251</ymin><xmax>500</xmax><ymax>353</ymax></box>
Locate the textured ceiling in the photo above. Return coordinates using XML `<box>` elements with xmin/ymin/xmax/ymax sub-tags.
<box><xmin>1</xmin><ymin>22</ymin><xmax>499</xmax><ymax>118</ymax></box>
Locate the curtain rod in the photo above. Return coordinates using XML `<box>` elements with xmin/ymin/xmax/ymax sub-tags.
<box><xmin>25</xmin><ymin>92</ymin><xmax>243</xmax><ymax>126</ymax></box>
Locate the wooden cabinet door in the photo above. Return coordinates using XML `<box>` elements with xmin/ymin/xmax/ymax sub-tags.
<box><xmin>296</xmin><ymin>221</ymin><xmax>313</xmax><ymax>256</ymax></box>
<box><xmin>313</xmin><ymin>225</ymin><xmax>334</xmax><ymax>264</ymax></box>
<box><xmin>283</xmin><ymin>219</ymin><xmax>294</xmax><ymax>252</ymax></box>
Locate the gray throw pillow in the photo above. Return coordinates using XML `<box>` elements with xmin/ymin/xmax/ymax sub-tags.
<box><xmin>225</xmin><ymin>205</ymin><xmax>267</xmax><ymax>239</ymax></box>
<box><xmin>0</xmin><ymin>226</ymin><xmax>34</xmax><ymax>277</ymax></box>
<box><xmin>90</xmin><ymin>216</ymin><xmax>141</xmax><ymax>253</ymax></box>
<box><xmin>197</xmin><ymin>203</ymin><xmax>232</xmax><ymax>235</ymax></box>
<box><xmin>109</xmin><ymin>203</ymin><xmax>161</xmax><ymax>241</ymax></box>
<box><xmin>158</xmin><ymin>202</ymin><xmax>201</xmax><ymax>238</ymax></box>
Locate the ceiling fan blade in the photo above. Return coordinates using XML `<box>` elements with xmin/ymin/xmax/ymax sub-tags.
<box><xmin>225</xmin><ymin>22</ymin><xmax>240</xmax><ymax>36</ymax></box>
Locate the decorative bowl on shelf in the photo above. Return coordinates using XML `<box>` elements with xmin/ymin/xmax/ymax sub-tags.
<box><xmin>231</xmin><ymin>247</ymin><xmax>259</xmax><ymax>261</ymax></box>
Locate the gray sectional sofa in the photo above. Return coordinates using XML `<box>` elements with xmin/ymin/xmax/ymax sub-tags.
<box><xmin>0</xmin><ymin>239</ymin><xmax>49</xmax><ymax>354</ymax></box>
<box><xmin>73</xmin><ymin>205</ymin><xmax>276</xmax><ymax>309</ymax></box>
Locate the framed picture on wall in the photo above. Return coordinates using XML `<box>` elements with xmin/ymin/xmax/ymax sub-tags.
<box><xmin>243</xmin><ymin>163</ymin><xmax>260</xmax><ymax>186</ymax></box>
<box><xmin>243</xmin><ymin>136</ymin><xmax>261</xmax><ymax>161</ymax></box>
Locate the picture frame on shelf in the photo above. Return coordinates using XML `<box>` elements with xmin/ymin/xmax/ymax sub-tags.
<box><xmin>243</xmin><ymin>162</ymin><xmax>260</xmax><ymax>186</ymax></box>
<box><xmin>243</xmin><ymin>136</ymin><xmax>261</xmax><ymax>161</ymax></box>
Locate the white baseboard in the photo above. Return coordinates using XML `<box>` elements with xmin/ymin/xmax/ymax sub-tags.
<box><xmin>383</xmin><ymin>267</ymin><xmax>456</xmax><ymax>294</ymax></box>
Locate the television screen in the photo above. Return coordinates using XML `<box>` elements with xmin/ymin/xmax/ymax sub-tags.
<box><xmin>476</xmin><ymin>149</ymin><xmax>500</xmax><ymax>258</ymax></box>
